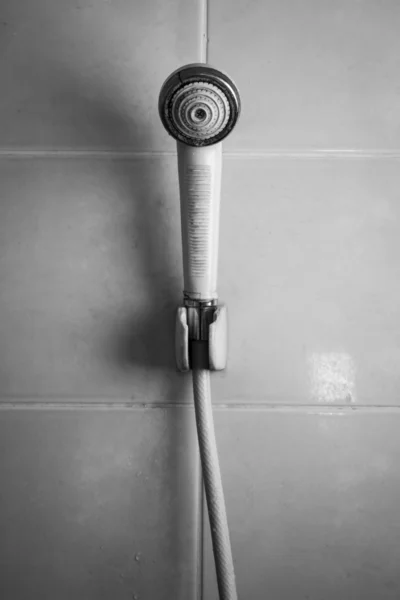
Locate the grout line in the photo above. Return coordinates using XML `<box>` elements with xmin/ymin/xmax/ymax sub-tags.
<box><xmin>0</xmin><ymin>401</ymin><xmax>400</xmax><ymax>413</ymax></box>
<box><xmin>196</xmin><ymin>449</ymin><xmax>205</xmax><ymax>600</ymax></box>
<box><xmin>200</xmin><ymin>0</ymin><xmax>209</xmax><ymax>63</ymax></box>
<box><xmin>0</xmin><ymin>401</ymin><xmax>188</xmax><ymax>410</ymax></box>
<box><xmin>194</xmin><ymin>0</ymin><xmax>208</xmax><ymax>580</ymax></box>
<box><xmin>0</xmin><ymin>149</ymin><xmax>177</xmax><ymax>159</ymax></box>
<box><xmin>200</xmin><ymin>487</ymin><xmax>206</xmax><ymax>600</ymax></box>
<box><xmin>1</xmin><ymin>148</ymin><xmax>400</xmax><ymax>159</ymax></box>
<box><xmin>225</xmin><ymin>149</ymin><xmax>400</xmax><ymax>159</ymax></box>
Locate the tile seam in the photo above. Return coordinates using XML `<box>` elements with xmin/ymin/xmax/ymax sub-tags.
<box><xmin>200</xmin><ymin>0</ymin><xmax>209</xmax><ymax>63</ymax></box>
<box><xmin>0</xmin><ymin>149</ymin><xmax>400</xmax><ymax>159</ymax></box>
<box><xmin>0</xmin><ymin>401</ymin><xmax>399</xmax><ymax>412</ymax></box>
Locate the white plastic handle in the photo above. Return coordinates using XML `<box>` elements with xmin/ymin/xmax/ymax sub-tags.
<box><xmin>177</xmin><ymin>140</ymin><xmax>222</xmax><ymax>301</ymax></box>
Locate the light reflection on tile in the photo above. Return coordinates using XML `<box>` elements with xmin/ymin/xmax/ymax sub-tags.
<box><xmin>308</xmin><ymin>352</ymin><xmax>355</xmax><ymax>403</ymax></box>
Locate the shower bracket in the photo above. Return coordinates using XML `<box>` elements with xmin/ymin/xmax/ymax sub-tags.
<box><xmin>175</xmin><ymin>301</ymin><xmax>228</xmax><ymax>371</ymax></box>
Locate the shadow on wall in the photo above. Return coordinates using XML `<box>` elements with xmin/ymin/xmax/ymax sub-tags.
<box><xmin>1</xmin><ymin>0</ymin><xmax>187</xmax><ymax>374</ymax></box>
<box><xmin>59</xmin><ymin>75</ymin><xmax>182</xmax><ymax>374</ymax></box>
<box><xmin>43</xmin><ymin>64</ymin><xmax>187</xmax><ymax>373</ymax></box>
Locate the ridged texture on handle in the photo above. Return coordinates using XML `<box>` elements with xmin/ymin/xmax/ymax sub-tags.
<box><xmin>186</xmin><ymin>164</ymin><xmax>211</xmax><ymax>277</ymax></box>
<box><xmin>177</xmin><ymin>141</ymin><xmax>222</xmax><ymax>300</ymax></box>
<box><xmin>191</xmin><ymin>342</ymin><xmax>238</xmax><ymax>600</ymax></box>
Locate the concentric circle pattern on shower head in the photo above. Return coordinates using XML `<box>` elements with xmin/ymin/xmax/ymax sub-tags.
<box><xmin>170</xmin><ymin>81</ymin><xmax>230</xmax><ymax>143</ymax></box>
<box><xmin>158</xmin><ymin>63</ymin><xmax>241</xmax><ymax>147</ymax></box>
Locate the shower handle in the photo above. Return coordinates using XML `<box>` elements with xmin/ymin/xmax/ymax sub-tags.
<box><xmin>177</xmin><ymin>139</ymin><xmax>222</xmax><ymax>302</ymax></box>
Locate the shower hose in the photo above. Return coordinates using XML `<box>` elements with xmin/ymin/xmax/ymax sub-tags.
<box><xmin>191</xmin><ymin>340</ymin><xmax>238</xmax><ymax>600</ymax></box>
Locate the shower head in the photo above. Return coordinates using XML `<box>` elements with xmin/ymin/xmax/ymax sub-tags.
<box><xmin>158</xmin><ymin>63</ymin><xmax>241</xmax><ymax>147</ymax></box>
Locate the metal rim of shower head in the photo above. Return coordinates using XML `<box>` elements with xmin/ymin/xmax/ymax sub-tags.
<box><xmin>158</xmin><ymin>63</ymin><xmax>241</xmax><ymax>147</ymax></box>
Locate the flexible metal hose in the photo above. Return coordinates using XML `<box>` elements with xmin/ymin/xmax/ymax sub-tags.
<box><xmin>191</xmin><ymin>341</ymin><xmax>238</xmax><ymax>600</ymax></box>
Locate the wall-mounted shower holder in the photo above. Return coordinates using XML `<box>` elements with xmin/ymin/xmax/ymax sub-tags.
<box><xmin>175</xmin><ymin>301</ymin><xmax>228</xmax><ymax>371</ymax></box>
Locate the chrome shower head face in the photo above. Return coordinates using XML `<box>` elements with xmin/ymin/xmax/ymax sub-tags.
<box><xmin>158</xmin><ymin>63</ymin><xmax>241</xmax><ymax>147</ymax></box>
